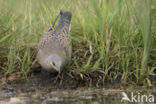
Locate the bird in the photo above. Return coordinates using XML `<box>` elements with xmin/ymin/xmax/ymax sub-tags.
<box><xmin>37</xmin><ymin>10</ymin><xmax>72</xmax><ymax>82</ymax></box>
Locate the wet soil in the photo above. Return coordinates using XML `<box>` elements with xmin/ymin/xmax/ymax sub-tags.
<box><xmin>0</xmin><ymin>69</ymin><xmax>156</xmax><ymax>104</ymax></box>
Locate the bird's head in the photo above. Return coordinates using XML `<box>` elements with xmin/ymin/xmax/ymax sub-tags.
<box><xmin>60</xmin><ymin>10</ymin><xmax>72</xmax><ymax>23</ymax></box>
<box><xmin>46</xmin><ymin>55</ymin><xmax>62</xmax><ymax>73</ymax></box>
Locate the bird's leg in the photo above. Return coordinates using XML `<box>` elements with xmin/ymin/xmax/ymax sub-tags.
<box><xmin>51</xmin><ymin>72</ymin><xmax>61</xmax><ymax>83</ymax></box>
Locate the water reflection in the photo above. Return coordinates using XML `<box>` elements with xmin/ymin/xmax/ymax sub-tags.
<box><xmin>0</xmin><ymin>88</ymin><xmax>155</xmax><ymax>104</ymax></box>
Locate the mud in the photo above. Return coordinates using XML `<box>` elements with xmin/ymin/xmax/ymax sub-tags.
<box><xmin>0</xmin><ymin>69</ymin><xmax>156</xmax><ymax>104</ymax></box>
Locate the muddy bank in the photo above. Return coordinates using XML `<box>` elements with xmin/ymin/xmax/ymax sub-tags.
<box><xmin>0</xmin><ymin>69</ymin><xmax>156</xmax><ymax>104</ymax></box>
<box><xmin>0</xmin><ymin>70</ymin><xmax>116</xmax><ymax>104</ymax></box>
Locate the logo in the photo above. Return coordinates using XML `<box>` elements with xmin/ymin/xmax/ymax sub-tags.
<box><xmin>121</xmin><ymin>92</ymin><xmax>155</xmax><ymax>103</ymax></box>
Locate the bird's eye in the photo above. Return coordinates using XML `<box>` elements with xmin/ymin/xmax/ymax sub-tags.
<box><xmin>52</xmin><ymin>62</ymin><xmax>56</xmax><ymax>66</ymax></box>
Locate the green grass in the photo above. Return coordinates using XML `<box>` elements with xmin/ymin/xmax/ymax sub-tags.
<box><xmin>0</xmin><ymin>0</ymin><xmax>155</xmax><ymax>85</ymax></box>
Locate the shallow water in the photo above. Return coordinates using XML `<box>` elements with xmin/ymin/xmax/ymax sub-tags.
<box><xmin>0</xmin><ymin>88</ymin><xmax>155</xmax><ymax>104</ymax></box>
<box><xmin>0</xmin><ymin>71</ymin><xmax>156</xmax><ymax>104</ymax></box>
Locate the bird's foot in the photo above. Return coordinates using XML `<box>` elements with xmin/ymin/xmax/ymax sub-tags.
<box><xmin>51</xmin><ymin>74</ymin><xmax>61</xmax><ymax>84</ymax></box>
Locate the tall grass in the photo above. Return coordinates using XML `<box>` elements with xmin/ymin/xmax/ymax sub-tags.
<box><xmin>137</xmin><ymin>0</ymin><xmax>152</xmax><ymax>82</ymax></box>
<box><xmin>0</xmin><ymin>0</ymin><xmax>155</xmax><ymax>85</ymax></box>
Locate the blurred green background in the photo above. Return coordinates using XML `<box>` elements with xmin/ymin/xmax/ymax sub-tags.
<box><xmin>0</xmin><ymin>0</ymin><xmax>155</xmax><ymax>85</ymax></box>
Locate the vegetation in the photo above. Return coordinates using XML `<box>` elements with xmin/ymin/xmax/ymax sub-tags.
<box><xmin>0</xmin><ymin>0</ymin><xmax>155</xmax><ymax>86</ymax></box>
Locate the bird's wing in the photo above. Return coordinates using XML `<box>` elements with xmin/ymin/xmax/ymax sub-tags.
<box><xmin>38</xmin><ymin>26</ymin><xmax>71</xmax><ymax>60</ymax></box>
<box><xmin>56</xmin><ymin>26</ymin><xmax>72</xmax><ymax>60</ymax></box>
<box><xmin>38</xmin><ymin>30</ymin><xmax>56</xmax><ymax>49</ymax></box>
<box><xmin>57</xmin><ymin>26</ymin><xmax>71</xmax><ymax>48</ymax></box>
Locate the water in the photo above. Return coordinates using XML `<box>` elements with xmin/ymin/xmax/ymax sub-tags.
<box><xmin>0</xmin><ymin>71</ymin><xmax>155</xmax><ymax>104</ymax></box>
<box><xmin>0</xmin><ymin>88</ymin><xmax>155</xmax><ymax>104</ymax></box>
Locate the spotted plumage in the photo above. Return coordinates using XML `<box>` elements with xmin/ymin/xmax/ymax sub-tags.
<box><xmin>37</xmin><ymin>11</ymin><xmax>72</xmax><ymax>74</ymax></box>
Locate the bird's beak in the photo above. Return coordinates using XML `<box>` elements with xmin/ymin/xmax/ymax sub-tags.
<box><xmin>58</xmin><ymin>69</ymin><xmax>61</xmax><ymax>74</ymax></box>
<box><xmin>57</xmin><ymin>66</ymin><xmax>61</xmax><ymax>74</ymax></box>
